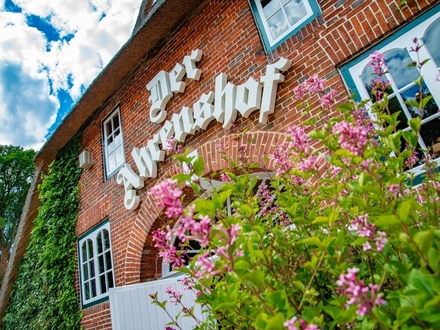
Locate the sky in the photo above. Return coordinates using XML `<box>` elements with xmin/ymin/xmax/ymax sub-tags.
<box><xmin>0</xmin><ymin>0</ymin><xmax>140</xmax><ymax>150</ymax></box>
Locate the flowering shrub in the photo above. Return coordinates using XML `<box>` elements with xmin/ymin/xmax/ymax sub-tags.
<box><xmin>149</xmin><ymin>44</ymin><xmax>440</xmax><ymax>329</ymax></box>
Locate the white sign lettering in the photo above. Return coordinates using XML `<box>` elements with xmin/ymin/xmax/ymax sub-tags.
<box><xmin>118</xmin><ymin>50</ymin><xmax>291</xmax><ymax>210</ymax></box>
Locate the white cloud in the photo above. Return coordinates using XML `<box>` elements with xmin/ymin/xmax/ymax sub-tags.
<box><xmin>0</xmin><ymin>0</ymin><xmax>139</xmax><ymax>149</ymax></box>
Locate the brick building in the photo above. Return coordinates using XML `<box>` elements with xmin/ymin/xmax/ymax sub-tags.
<box><xmin>1</xmin><ymin>0</ymin><xmax>439</xmax><ymax>328</ymax></box>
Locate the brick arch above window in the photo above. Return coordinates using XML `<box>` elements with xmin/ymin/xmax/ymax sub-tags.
<box><xmin>123</xmin><ymin>131</ymin><xmax>290</xmax><ymax>285</ymax></box>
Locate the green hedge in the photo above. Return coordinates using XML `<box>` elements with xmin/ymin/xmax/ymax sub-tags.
<box><xmin>3</xmin><ymin>134</ymin><xmax>83</xmax><ymax>329</ymax></box>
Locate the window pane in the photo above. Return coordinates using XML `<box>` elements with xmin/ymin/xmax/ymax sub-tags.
<box><xmin>385</xmin><ymin>48</ymin><xmax>419</xmax><ymax>89</ymax></box>
<box><xmin>97</xmin><ymin>232</ymin><xmax>103</xmax><ymax>254</ymax></box>
<box><xmin>401</xmin><ymin>83</ymin><xmax>439</xmax><ymax>119</ymax></box>
<box><xmin>421</xmin><ymin>119</ymin><xmax>440</xmax><ymax>148</ymax></box>
<box><xmin>108</xmin><ymin>153</ymin><xmax>116</xmax><ymax>173</ymax></box>
<box><xmin>103</xmin><ymin>229</ymin><xmax>110</xmax><ymax>250</ymax></box>
<box><xmin>81</xmin><ymin>242</ymin><xmax>87</xmax><ymax>261</ymax></box>
<box><xmin>423</xmin><ymin>18</ymin><xmax>440</xmax><ymax>67</ymax></box>
<box><xmin>83</xmin><ymin>264</ymin><xmax>89</xmax><ymax>281</ymax></box>
<box><xmin>85</xmin><ymin>282</ymin><xmax>90</xmax><ymax>300</ymax></box>
<box><xmin>90</xmin><ymin>260</ymin><xmax>95</xmax><ymax>277</ymax></box>
<box><xmin>360</xmin><ymin>65</ymin><xmax>393</xmax><ymax>100</ymax></box>
<box><xmin>100</xmin><ymin>275</ymin><xmax>107</xmax><ymax>294</ymax></box>
<box><xmin>105</xmin><ymin>121</ymin><xmax>113</xmax><ymax>137</ymax></box>
<box><xmin>91</xmin><ymin>279</ymin><xmax>97</xmax><ymax>298</ymax></box>
<box><xmin>87</xmin><ymin>239</ymin><xmax>93</xmax><ymax>258</ymax></box>
<box><xmin>113</xmin><ymin>115</ymin><xmax>120</xmax><ymax>130</ymax></box>
<box><xmin>105</xmin><ymin>251</ymin><xmax>112</xmax><ymax>271</ymax></box>
<box><xmin>107</xmin><ymin>272</ymin><xmax>114</xmax><ymax>289</ymax></box>
<box><xmin>267</xmin><ymin>10</ymin><xmax>289</xmax><ymax>39</ymax></box>
<box><xmin>99</xmin><ymin>255</ymin><xmax>105</xmax><ymax>274</ymax></box>
<box><xmin>388</xmin><ymin>97</ymin><xmax>409</xmax><ymax>131</ymax></box>
<box><xmin>261</xmin><ymin>0</ymin><xmax>280</xmax><ymax>17</ymax></box>
<box><xmin>284</xmin><ymin>0</ymin><xmax>307</xmax><ymax>27</ymax></box>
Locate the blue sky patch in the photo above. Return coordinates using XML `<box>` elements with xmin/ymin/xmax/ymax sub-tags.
<box><xmin>4</xmin><ymin>0</ymin><xmax>21</xmax><ymax>13</ymax></box>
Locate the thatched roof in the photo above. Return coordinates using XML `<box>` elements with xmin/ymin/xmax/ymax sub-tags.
<box><xmin>0</xmin><ymin>0</ymin><xmax>209</xmax><ymax>322</ymax></box>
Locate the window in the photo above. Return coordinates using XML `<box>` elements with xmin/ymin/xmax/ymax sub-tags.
<box><xmin>340</xmin><ymin>6</ymin><xmax>440</xmax><ymax>180</ymax></box>
<box><xmin>250</xmin><ymin>0</ymin><xmax>321</xmax><ymax>52</ymax></box>
<box><xmin>78</xmin><ymin>221</ymin><xmax>115</xmax><ymax>308</ymax></box>
<box><xmin>103</xmin><ymin>108</ymin><xmax>125</xmax><ymax>177</ymax></box>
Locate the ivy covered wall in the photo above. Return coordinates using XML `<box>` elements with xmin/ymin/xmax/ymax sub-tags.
<box><xmin>2</xmin><ymin>134</ymin><xmax>83</xmax><ymax>329</ymax></box>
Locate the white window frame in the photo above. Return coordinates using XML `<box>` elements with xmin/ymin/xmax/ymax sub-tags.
<box><xmin>250</xmin><ymin>0</ymin><xmax>321</xmax><ymax>51</ymax></box>
<box><xmin>78</xmin><ymin>221</ymin><xmax>116</xmax><ymax>308</ymax></box>
<box><xmin>103</xmin><ymin>108</ymin><xmax>125</xmax><ymax>177</ymax></box>
<box><xmin>343</xmin><ymin>9</ymin><xmax>440</xmax><ymax>179</ymax></box>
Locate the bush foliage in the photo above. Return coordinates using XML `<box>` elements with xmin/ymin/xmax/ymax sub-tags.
<box><xmin>2</xmin><ymin>135</ymin><xmax>83</xmax><ymax>330</ymax></box>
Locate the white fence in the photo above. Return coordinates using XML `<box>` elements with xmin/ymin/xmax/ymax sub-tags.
<box><xmin>109</xmin><ymin>273</ymin><xmax>205</xmax><ymax>330</ymax></box>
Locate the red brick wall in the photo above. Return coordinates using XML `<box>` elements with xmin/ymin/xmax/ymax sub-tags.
<box><xmin>76</xmin><ymin>0</ymin><xmax>437</xmax><ymax>328</ymax></box>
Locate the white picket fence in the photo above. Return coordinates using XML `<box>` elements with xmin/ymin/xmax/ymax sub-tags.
<box><xmin>109</xmin><ymin>273</ymin><xmax>205</xmax><ymax>330</ymax></box>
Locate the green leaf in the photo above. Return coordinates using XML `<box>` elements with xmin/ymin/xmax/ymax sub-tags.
<box><xmin>300</xmin><ymin>237</ymin><xmax>322</xmax><ymax>248</ymax></box>
<box><xmin>194</xmin><ymin>199</ymin><xmax>216</xmax><ymax>217</ymax></box>
<box><xmin>265</xmin><ymin>312</ymin><xmax>285</xmax><ymax>330</ymax></box>
<box><xmin>413</xmin><ymin>230</ymin><xmax>434</xmax><ymax>258</ymax></box>
<box><xmin>193</xmin><ymin>156</ymin><xmax>205</xmax><ymax>177</ymax></box>
<box><xmin>420</xmin><ymin>95</ymin><xmax>433</xmax><ymax>110</ymax></box>
<box><xmin>213</xmin><ymin>301</ymin><xmax>237</xmax><ymax>312</ymax></box>
<box><xmin>398</xmin><ymin>199</ymin><xmax>421</xmax><ymax>223</ymax></box>
<box><xmin>375</xmin><ymin>214</ymin><xmax>401</xmax><ymax>227</ymax></box>
<box><xmin>293</xmin><ymin>281</ymin><xmax>305</xmax><ymax>292</ymax></box>
<box><xmin>242</xmin><ymin>270</ymin><xmax>265</xmax><ymax>289</ymax></box>
<box><xmin>396</xmin><ymin>306</ymin><xmax>414</xmax><ymax>325</ymax></box>
<box><xmin>409</xmin><ymin>117</ymin><xmax>421</xmax><ymax>133</ymax></box>
<box><xmin>385</xmin><ymin>131</ymin><xmax>401</xmax><ymax>154</ymax></box>
<box><xmin>351</xmin><ymin>237</ymin><xmax>368</xmax><ymax>246</ymax></box>
<box><xmin>402</xmin><ymin>130</ymin><xmax>418</xmax><ymax>147</ymax></box>
<box><xmin>312</xmin><ymin>216</ymin><xmax>328</xmax><ymax>224</ymax></box>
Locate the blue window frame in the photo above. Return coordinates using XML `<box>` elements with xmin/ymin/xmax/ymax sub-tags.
<box><xmin>78</xmin><ymin>221</ymin><xmax>115</xmax><ymax>308</ymax></box>
<box><xmin>249</xmin><ymin>0</ymin><xmax>321</xmax><ymax>52</ymax></box>
<box><xmin>340</xmin><ymin>4</ymin><xmax>440</xmax><ymax>184</ymax></box>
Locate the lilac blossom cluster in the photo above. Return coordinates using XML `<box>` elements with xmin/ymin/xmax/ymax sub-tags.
<box><xmin>336</xmin><ymin>268</ymin><xmax>386</xmax><ymax>317</ymax></box>
<box><xmin>293</xmin><ymin>74</ymin><xmax>338</xmax><ymax>110</ymax></box>
<box><xmin>332</xmin><ymin>121</ymin><xmax>370</xmax><ymax>157</ymax></box>
<box><xmin>270</xmin><ymin>125</ymin><xmax>315</xmax><ymax>176</ymax></box>
<box><xmin>196</xmin><ymin>223</ymin><xmax>243</xmax><ymax>278</ymax></box>
<box><xmin>148</xmin><ymin>179</ymin><xmax>183</xmax><ymax>218</ymax></box>
<box><xmin>284</xmin><ymin>316</ymin><xmax>319</xmax><ymax>330</ymax></box>
<box><xmin>349</xmin><ymin>214</ymin><xmax>388</xmax><ymax>252</ymax></box>
<box><xmin>165</xmin><ymin>136</ymin><xmax>183</xmax><ymax>154</ymax></box>
<box><xmin>165</xmin><ymin>285</ymin><xmax>182</xmax><ymax>305</ymax></box>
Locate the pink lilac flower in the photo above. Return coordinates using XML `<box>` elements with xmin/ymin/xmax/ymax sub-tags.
<box><xmin>220</xmin><ymin>172</ymin><xmax>234</xmax><ymax>183</ymax></box>
<box><xmin>388</xmin><ymin>184</ymin><xmax>400</xmax><ymax>196</ymax></box>
<box><xmin>405</xmin><ymin>148</ymin><xmax>419</xmax><ymax>168</ymax></box>
<box><xmin>306</xmin><ymin>74</ymin><xmax>326</xmax><ymax>93</ymax></box>
<box><xmin>369</xmin><ymin>51</ymin><xmax>387</xmax><ymax>77</ymax></box>
<box><xmin>195</xmin><ymin>252</ymin><xmax>219</xmax><ymax>279</ymax></box>
<box><xmin>436</xmin><ymin>72</ymin><xmax>440</xmax><ymax>82</ymax></box>
<box><xmin>337</xmin><ymin>268</ymin><xmax>386</xmax><ymax>317</ymax></box>
<box><xmin>165</xmin><ymin>285</ymin><xmax>182</xmax><ymax>305</ymax></box>
<box><xmin>321</xmin><ymin>89</ymin><xmax>338</xmax><ymax>110</ymax></box>
<box><xmin>284</xmin><ymin>316</ymin><xmax>299</xmax><ymax>330</ymax></box>
<box><xmin>165</xmin><ymin>136</ymin><xmax>182</xmax><ymax>153</ymax></box>
<box><xmin>294</xmin><ymin>84</ymin><xmax>308</xmax><ymax>100</ymax></box>
<box><xmin>350</xmin><ymin>214</ymin><xmax>388</xmax><ymax>252</ymax></box>
<box><xmin>287</xmin><ymin>125</ymin><xmax>310</xmax><ymax>155</ymax></box>
<box><xmin>333</xmin><ymin>121</ymin><xmax>370</xmax><ymax>156</ymax></box>
<box><xmin>165</xmin><ymin>327</ymin><xmax>176</xmax><ymax>330</ymax></box>
<box><xmin>297</xmin><ymin>155</ymin><xmax>317</xmax><ymax>172</ymax></box>
<box><xmin>149</xmin><ymin>179</ymin><xmax>184</xmax><ymax>218</ymax></box>
<box><xmin>270</xmin><ymin>142</ymin><xmax>294</xmax><ymax>175</ymax></box>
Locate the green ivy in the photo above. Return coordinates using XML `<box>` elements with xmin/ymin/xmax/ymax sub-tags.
<box><xmin>2</xmin><ymin>134</ymin><xmax>83</xmax><ymax>330</ymax></box>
